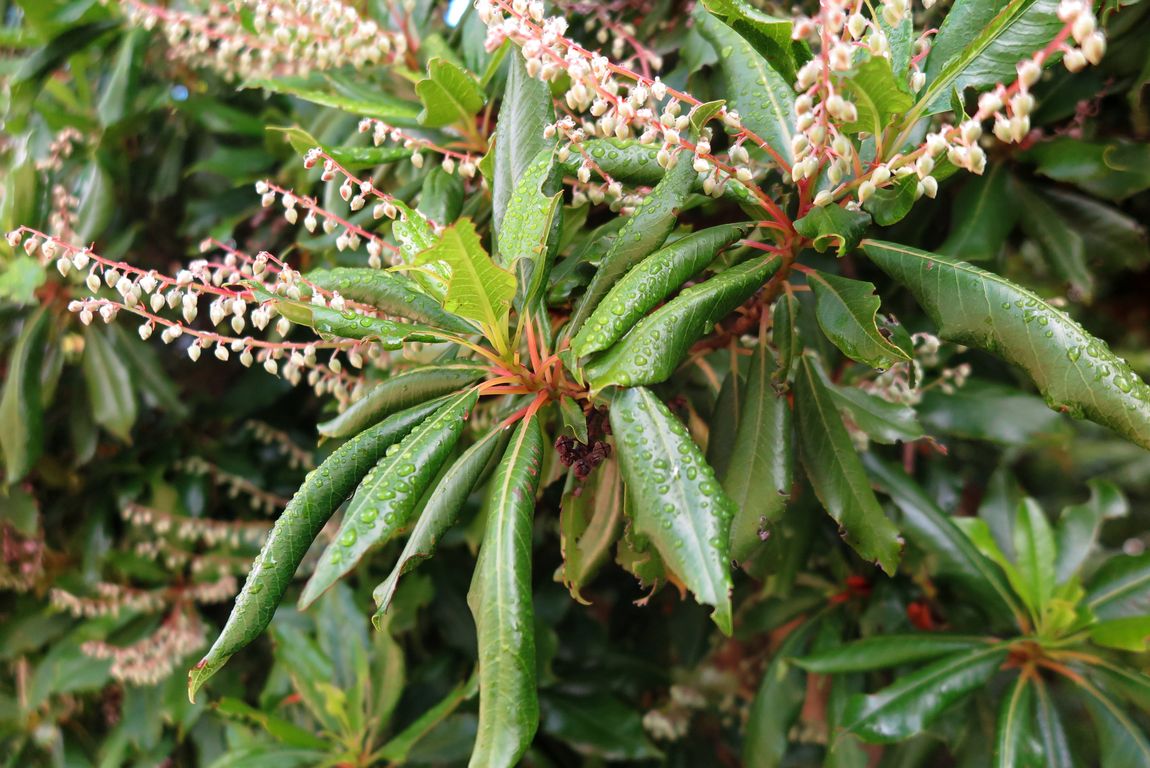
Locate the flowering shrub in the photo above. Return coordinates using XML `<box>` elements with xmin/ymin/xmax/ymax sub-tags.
<box><xmin>5</xmin><ymin>0</ymin><xmax>1150</xmax><ymax>764</ymax></box>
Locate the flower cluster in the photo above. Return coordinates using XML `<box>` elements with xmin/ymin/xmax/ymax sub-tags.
<box><xmin>81</xmin><ymin>608</ymin><xmax>209</xmax><ymax>686</ymax></box>
<box><xmin>178</xmin><ymin>456</ymin><xmax>290</xmax><ymax>515</ymax></box>
<box><xmin>116</xmin><ymin>0</ymin><xmax>407</xmax><ymax>81</ymax></box>
<box><xmin>35</xmin><ymin>127</ymin><xmax>85</xmax><ymax>173</ymax></box>
<box><xmin>248</xmin><ymin>420</ymin><xmax>316</xmax><ymax>471</ymax></box>
<box><xmin>0</xmin><ymin>522</ymin><xmax>44</xmax><ymax>592</ymax></box>
<box><xmin>357</xmin><ymin>118</ymin><xmax>483</xmax><ymax>179</ymax></box>
<box><xmin>121</xmin><ymin>502</ymin><xmax>271</xmax><ymax>548</ymax></box>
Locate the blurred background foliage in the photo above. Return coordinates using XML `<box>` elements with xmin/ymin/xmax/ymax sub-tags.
<box><xmin>2</xmin><ymin>0</ymin><xmax>1150</xmax><ymax>765</ymax></box>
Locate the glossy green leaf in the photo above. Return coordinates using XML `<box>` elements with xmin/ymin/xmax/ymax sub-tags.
<box><xmin>919</xmin><ymin>0</ymin><xmax>1061</xmax><ymax>116</ymax></box>
<box><xmin>1090</xmin><ymin>617</ymin><xmax>1150</xmax><ymax>652</ymax></box>
<box><xmin>794</xmin><ymin>204</ymin><xmax>872</xmax><ymax>256</ymax></box>
<box><xmin>492</xmin><ymin>48</ymin><xmax>555</xmax><ymax>233</ymax></box>
<box><xmin>699</xmin><ymin>0</ymin><xmax>804</xmax><ymax>83</ymax></box>
<box><xmin>0</xmin><ymin>308</ymin><xmax>49</xmax><ymax>483</ymax></box>
<box><xmin>371</xmin><ymin>425</ymin><xmax>508</xmax><ymax>619</ymax></box>
<box><xmin>246</xmin><ymin>75</ymin><xmax>421</xmax><ymax>123</ymax></box>
<box><xmin>558</xmin><ymin>396</ymin><xmax>588</xmax><ymax>444</ymax></box>
<box><xmin>795</xmin><ymin>355</ymin><xmax>901</xmax><ymax>574</ymax></box>
<box><xmin>413</xmin><ymin>219</ymin><xmax>516</xmax><ymax>349</ymax></box>
<box><xmin>862</xmin><ymin>240</ymin><xmax>1150</xmax><ymax>451</ymax></box>
<box><xmin>1022</xmin><ymin>138</ymin><xmax>1150</xmax><ymax>202</ymax></box>
<box><xmin>745</xmin><ymin>614</ymin><xmax>821</xmax><ymax>767</ymax></box>
<box><xmin>540</xmin><ymin>690</ymin><xmax>660</xmax><ymax>761</ymax></box>
<box><xmin>1081</xmin><ymin>679</ymin><xmax>1150</xmax><ymax>767</ymax></box>
<box><xmin>995</xmin><ymin>676</ymin><xmax>1042</xmax><ymax>768</ymax></box>
<box><xmin>809</xmin><ymin>271</ymin><xmax>911</xmax><ymax>370</ymax></box>
<box><xmin>567</xmin><ymin>146</ymin><xmax>697</xmax><ymax>336</ymax></box>
<box><xmin>1087</xmin><ymin>552</ymin><xmax>1150</xmax><ymax>620</ymax></box>
<box><xmin>558</xmin><ymin>458</ymin><xmax>625</xmax><ymax>603</ymax></box>
<box><xmin>1056</xmin><ymin>479</ymin><xmax>1126</xmax><ymax>584</ymax></box>
<box><xmin>97</xmin><ymin>28</ymin><xmax>141</xmax><ymax>126</ymax></box>
<box><xmin>73</xmin><ymin>161</ymin><xmax>114</xmax><ymax>252</ymax></box>
<box><xmin>572</xmin><ymin>222</ymin><xmax>754</xmax><ymax>358</ymax></box>
<box><xmin>865</xmin><ymin>457</ymin><xmax>1025</xmax><ymax>625</ymax></box>
<box><xmin>610</xmin><ymin>387</ymin><xmax>735</xmax><ymax>634</ymax></box>
<box><xmin>317</xmin><ymin>363</ymin><xmax>486</xmax><ymax>438</ymax></box>
<box><xmin>495</xmin><ymin>146</ymin><xmax>562</xmax><ymax>308</ymax></box>
<box><xmin>939</xmin><ymin>163</ymin><xmax>1016</xmax><ymax>262</ymax></box>
<box><xmin>376</xmin><ymin>675</ymin><xmax>479</xmax><ymax>762</ymax></box>
<box><xmin>304</xmin><ymin>267</ymin><xmax>473</xmax><ymax>333</ymax></box>
<box><xmin>694</xmin><ymin>8</ymin><xmax>795</xmax><ymax>165</ymax></box>
<box><xmin>256</xmin><ymin>288</ymin><xmax>443</xmax><ymax>347</ymax></box>
<box><xmin>81</xmin><ymin>325</ymin><xmax>137</xmax><ymax>442</ymax></box>
<box><xmin>1013</xmin><ymin>499</ymin><xmax>1056</xmax><ymax>615</ymax></box>
<box><xmin>863</xmin><ymin>174</ymin><xmax>918</xmax><ymax>227</ymax></box>
<box><xmin>772</xmin><ymin>291</ymin><xmax>800</xmax><ymax>383</ymax></box>
<box><xmin>1017</xmin><ymin>183</ymin><xmax>1093</xmax><ymax>302</ymax></box>
<box><xmin>300</xmin><ymin>389</ymin><xmax>478</xmax><ymax>608</ymax></box>
<box><xmin>689</xmin><ymin>99</ymin><xmax>727</xmax><ymax>133</ymax></box>
<box><xmin>416</xmin><ymin>58</ymin><xmax>484</xmax><ymax>128</ymax></box>
<box><xmin>829</xmin><ymin>382</ymin><xmax>924</xmax><ymax>444</ymax></box>
<box><xmin>188</xmin><ymin>398</ymin><xmax>446</xmax><ymax>700</ymax></box>
<box><xmin>1032</xmin><ymin>676</ymin><xmax>1074</xmax><ymax>768</ymax></box>
<box><xmin>796</xmin><ymin>635</ymin><xmax>993</xmax><ymax>673</ymax></box>
<box><xmin>918</xmin><ymin>381</ymin><xmax>1065</xmax><ymax>445</ymax></box>
<box><xmin>585</xmin><ymin>253</ymin><xmax>781</xmax><ymax>391</ymax></box>
<box><xmin>724</xmin><ymin>334</ymin><xmax>792</xmax><ymax>564</ymax></box>
<box><xmin>840</xmin><ymin>646</ymin><xmax>1008</xmax><ymax>743</ymax></box>
<box><xmin>468</xmin><ymin>414</ymin><xmax>544</xmax><ymax>768</ymax></box>
<box><xmin>841</xmin><ymin>55</ymin><xmax>914</xmax><ymax>137</ymax></box>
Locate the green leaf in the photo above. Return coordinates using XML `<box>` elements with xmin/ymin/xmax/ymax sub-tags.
<box><xmin>794</xmin><ymin>205</ymin><xmax>872</xmax><ymax>256</ymax></box>
<box><xmin>841</xmin><ymin>55</ymin><xmax>914</xmax><ymax>137</ymax></box>
<box><xmin>689</xmin><ymin>99</ymin><xmax>727</xmax><ymax>133</ymax></box>
<box><xmin>1087</xmin><ymin>552</ymin><xmax>1150</xmax><ymax>619</ymax></box>
<box><xmin>585</xmin><ymin>253</ymin><xmax>782</xmax><ymax>391</ymax></box>
<box><xmin>540</xmin><ymin>690</ymin><xmax>660</xmax><ymax>761</ymax></box>
<box><xmin>866</xmin><ymin>457</ymin><xmax>1026</xmax><ymax>626</ymax></box>
<box><xmin>797</xmin><ymin>635</ymin><xmax>993</xmax><ymax>673</ymax></box>
<box><xmin>919</xmin><ymin>0</ymin><xmax>1062</xmax><ymax>116</ymax></box>
<box><xmin>73</xmin><ymin>161</ymin><xmax>114</xmax><ymax>246</ymax></box>
<box><xmin>246</xmin><ymin>75</ymin><xmax>421</xmax><ymax>124</ymax></box>
<box><xmin>829</xmin><ymin>383</ymin><xmax>924</xmax><ymax>444</ymax></box>
<box><xmin>795</xmin><ymin>355</ymin><xmax>901</xmax><ymax>574</ymax></box>
<box><xmin>1016</xmin><ymin>182</ymin><xmax>1093</xmax><ymax>302</ymax></box>
<box><xmin>1021</xmin><ymin>139</ymin><xmax>1150</xmax><ymax>202</ymax></box>
<box><xmin>567</xmin><ymin>147</ymin><xmax>697</xmax><ymax>337</ymax></box>
<box><xmin>862</xmin><ymin>240</ymin><xmax>1150</xmax><ymax>451</ymax></box>
<box><xmin>995</xmin><ymin>676</ymin><xmax>1042</xmax><ymax>768</ymax></box>
<box><xmin>863</xmin><ymin>174</ymin><xmax>918</xmax><ymax>227</ymax></box>
<box><xmin>939</xmin><ymin>163</ymin><xmax>1017</xmax><ymax>262</ymax></box>
<box><xmin>917</xmin><ymin>381</ymin><xmax>1065</xmax><ymax>445</ymax></box>
<box><xmin>723</xmin><ymin>333</ymin><xmax>793</xmax><ymax>564</ymax></box>
<box><xmin>1081</xmin><ymin>679</ymin><xmax>1150</xmax><ymax>767</ymax></box>
<box><xmin>376</xmin><ymin>675</ymin><xmax>479</xmax><ymax>762</ymax></box>
<box><xmin>1012</xmin><ymin>499</ymin><xmax>1056</xmax><ymax>616</ymax></box>
<box><xmin>492</xmin><ymin>49</ymin><xmax>555</xmax><ymax>234</ymax></box>
<box><xmin>809</xmin><ymin>271</ymin><xmax>911</xmax><ymax>370</ymax></box>
<box><xmin>189</xmin><ymin>398</ymin><xmax>447</xmax><ymax>701</ymax></box>
<box><xmin>96</xmin><ymin>28</ymin><xmax>141</xmax><ymax>126</ymax></box>
<box><xmin>495</xmin><ymin>146</ymin><xmax>562</xmax><ymax>308</ymax></box>
<box><xmin>572</xmin><ymin>222</ymin><xmax>754</xmax><ymax>358</ymax></box>
<box><xmin>416</xmin><ymin>58</ymin><xmax>485</xmax><ymax>128</ymax></box>
<box><xmin>0</xmin><ymin>256</ymin><xmax>46</xmax><ymax>305</ymax></box>
<box><xmin>413</xmin><ymin>219</ymin><xmax>516</xmax><ymax>349</ymax></box>
<box><xmin>468</xmin><ymin>414</ymin><xmax>545</xmax><ymax>768</ymax></box>
<box><xmin>214</xmin><ymin>697</ymin><xmax>329</xmax><ymax>750</ymax></box>
<box><xmin>745</xmin><ymin>614</ymin><xmax>821</xmax><ymax>768</ymax></box>
<box><xmin>698</xmin><ymin>0</ymin><xmax>805</xmax><ymax>83</ymax></box>
<box><xmin>558</xmin><ymin>458</ymin><xmax>625</xmax><ymax>603</ymax></box>
<box><xmin>694</xmin><ymin>8</ymin><xmax>796</xmax><ymax>165</ymax></box>
<box><xmin>1056</xmin><ymin>480</ymin><xmax>1126</xmax><ymax>584</ymax></box>
<box><xmin>558</xmin><ymin>396</ymin><xmax>588</xmax><ymax>444</ymax></box>
<box><xmin>840</xmin><ymin>647</ymin><xmax>1008</xmax><ymax>743</ymax></box>
<box><xmin>610</xmin><ymin>387</ymin><xmax>735</xmax><ymax>634</ymax></box>
<box><xmin>1032</xmin><ymin>676</ymin><xmax>1074</xmax><ymax>768</ymax></box>
<box><xmin>317</xmin><ymin>363</ymin><xmax>487</xmax><ymax>439</ymax></box>
<box><xmin>772</xmin><ymin>291</ymin><xmax>800</xmax><ymax>383</ymax></box>
<box><xmin>0</xmin><ymin>308</ymin><xmax>49</xmax><ymax>483</ymax></box>
<box><xmin>371</xmin><ymin>425</ymin><xmax>508</xmax><ymax>619</ymax></box>
<box><xmin>300</xmin><ymin>389</ymin><xmax>478</xmax><ymax>608</ymax></box>
<box><xmin>304</xmin><ymin>267</ymin><xmax>474</xmax><ymax>333</ymax></box>
<box><xmin>254</xmin><ymin>288</ymin><xmax>443</xmax><ymax>348</ymax></box>
<box><xmin>81</xmin><ymin>325</ymin><xmax>137</xmax><ymax>442</ymax></box>
<box><xmin>1090</xmin><ymin>617</ymin><xmax>1150</xmax><ymax>652</ymax></box>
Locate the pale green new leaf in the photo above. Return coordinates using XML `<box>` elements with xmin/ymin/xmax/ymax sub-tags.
<box><xmin>557</xmin><ymin>459</ymin><xmax>625</xmax><ymax>603</ymax></box>
<box><xmin>1013</xmin><ymin>499</ymin><xmax>1056</xmax><ymax>616</ymax></box>
<box><xmin>610</xmin><ymin>387</ymin><xmax>735</xmax><ymax>634</ymax></box>
<box><xmin>995</xmin><ymin>676</ymin><xmax>1043</xmax><ymax>768</ymax></box>
<box><xmin>495</xmin><ymin>146</ymin><xmax>562</xmax><ymax>308</ymax></box>
<box><xmin>841</xmin><ymin>55</ymin><xmax>914</xmax><ymax>138</ymax></box>
<box><xmin>492</xmin><ymin>49</ymin><xmax>555</xmax><ymax>233</ymax></box>
<box><xmin>863</xmin><ymin>240</ymin><xmax>1150</xmax><ymax>451</ymax></box>
<box><xmin>468</xmin><ymin>415</ymin><xmax>544</xmax><ymax>768</ymax></box>
<box><xmin>416</xmin><ymin>58</ymin><xmax>485</xmax><ymax>128</ymax></box>
<box><xmin>304</xmin><ymin>267</ymin><xmax>475</xmax><ymax>333</ymax></box>
<box><xmin>246</xmin><ymin>75</ymin><xmax>421</xmax><ymax>124</ymax></box>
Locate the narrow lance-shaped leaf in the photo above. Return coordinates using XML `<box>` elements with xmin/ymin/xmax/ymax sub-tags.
<box><xmin>82</xmin><ymin>324</ymin><xmax>137</xmax><ymax>442</ymax></box>
<box><xmin>809</xmin><ymin>270</ymin><xmax>911</xmax><ymax>370</ymax></box>
<box><xmin>495</xmin><ymin>146</ymin><xmax>563</xmax><ymax>308</ymax></box>
<box><xmin>0</xmin><ymin>308</ymin><xmax>49</xmax><ymax>483</ymax></box>
<box><xmin>1012</xmin><ymin>499</ymin><xmax>1056</xmax><ymax>616</ymax></box>
<box><xmin>1056</xmin><ymin>479</ymin><xmax>1126</xmax><ymax>584</ymax></box>
<box><xmin>416</xmin><ymin>58</ymin><xmax>485</xmax><ymax>128</ymax></box>
<box><xmin>840</xmin><ymin>646</ymin><xmax>1009</xmax><ymax>743</ymax></box>
<box><xmin>492</xmin><ymin>48</ymin><xmax>555</xmax><ymax>233</ymax></box>
<box><xmin>995</xmin><ymin>675</ymin><xmax>1042</xmax><ymax>768</ymax></box>
<box><xmin>862</xmin><ymin>240</ymin><xmax>1150</xmax><ymax>451</ymax></box>
<box><xmin>794</xmin><ymin>354</ymin><xmax>902</xmax><ymax>574</ymax></box>
<box><xmin>572</xmin><ymin>222</ymin><xmax>754</xmax><ymax>358</ymax></box>
<box><xmin>796</xmin><ymin>635</ymin><xmax>994</xmax><ymax>673</ymax></box>
<box><xmin>318</xmin><ymin>363</ymin><xmax>487</xmax><ymax>439</ymax></box>
<box><xmin>468</xmin><ymin>414</ymin><xmax>545</xmax><ymax>768</ymax></box>
<box><xmin>188</xmin><ymin>397</ymin><xmax>448</xmax><ymax>701</ymax></box>
<box><xmin>723</xmin><ymin>333</ymin><xmax>793</xmax><ymax>564</ymax></box>
<box><xmin>745</xmin><ymin>613</ymin><xmax>822</xmax><ymax>768</ymax></box>
<box><xmin>557</xmin><ymin>458</ymin><xmax>625</xmax><ymax>604</ymax></box>
<box><xmin>586</xmin><ymin>253</ymin><xmax>781</xmax><ymax>392</ymax></box>
<box><xmin>1080</xmin><ymin>678</ymin><xmax>1150</xmax><ymax>767</ymax></box>
<box><xmin>245</xmin><ymin>75</ymin><xmax>421</xmax><ymax>124</ymax></box>
<box><xmin>1087</xmin><ymin>551</ymin><xmax>1150</xmax><ymax>619</ymax></box>
<box><xmin>610</xmin><ymin>387</ymin><xmax>735</xmax><ymax>634</ymax></box>
<box><xmin>939</xmin><ymin>163</ymin><xmax>1017</xmax><ymax>262</ymax></box>
<box><xmin>253</xmin><ymin>287</ymin><xmax>444</xmax><ymax>347</ymax></box>
<box><xmin>304</xmin><ymin>267</ymin><xmax>476</xmax><ymax>333</ymax></box>
<box><xmin>372</xmin><ymin>424</ymin><xmax>509</xmax><ymax>619</ymax></box>
<box><xmin>772</xmin><ymin>290</ymin><xmax>800</xmax><ymax>382</ymax></box>
<box><xmin>699</xmin><ymin>0</ymin><xmax>805</xmax><ymax>83</ymax></box>
<box><xmin>1033</xmin><ymin>676</ymin><xmax>1075</xmax><ymax>768</ymax></box>
<box><xmin>567</xmin><ymin>147</ymin><xmax>697</xmax><ymax>337</ymax></box>
<box><xmin>299</xmin><ymin>389</ymin><xmax>479</xmax><ymax>608</ymax></box>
